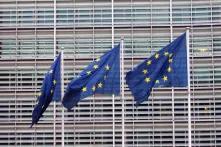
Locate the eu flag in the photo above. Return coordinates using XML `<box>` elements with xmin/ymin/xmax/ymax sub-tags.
<box><xmin>31</xmin><ymin>54</ymin><xmax>61</xmax><ymax>127</ymax></box>
<box><xmin>126</xmin><ymin>33</ymin><xmax>187</xmax><ymax>105</ymax></box>
<box><xmin>62</xmin><ymin>44</ymin><xmax>120</xmax><ymax>110</ymax></box>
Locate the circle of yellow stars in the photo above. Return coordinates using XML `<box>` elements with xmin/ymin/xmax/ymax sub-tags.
<box><xmin>143</xmin><ymin>51</ymin><xmax>174</xmax><ymax>85</ymax></box>
<box><xmin>82</xmin><ymin>61</ymin><xmax>111</xmax><ymax>93</ymax></box>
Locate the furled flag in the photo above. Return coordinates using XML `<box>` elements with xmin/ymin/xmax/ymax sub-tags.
<box><xmin>62</xmin><ymin>44</ymin><xmax>120</xmax><ymax>110</ymax></box>
<box><xmin>126</xmin><ymin>33</ymin><xmax>187</xmax><ymax>105</ymax></box>
<box><xmin>31</xmin><ymin>54</ymin><xmax>61</xmax><ymax>127</ymax></box>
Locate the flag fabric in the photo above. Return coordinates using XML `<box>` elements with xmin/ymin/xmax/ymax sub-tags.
<box><xmin>126</xmin><ymin>33</ymin><xmax>187</xmax><ymax>106</ymax></box>
<box><xmin>31</xmin><ymin>54</ymin><xmax>61</xmax><ymax>127</ymax></box>
<box><xmin>62</xmin><ymin>44</ymin><xmax>120</xmax><ymax>110</ymax></box>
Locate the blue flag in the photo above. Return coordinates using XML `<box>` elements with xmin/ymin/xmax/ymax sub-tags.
<box><xmin>126</xmin><ymin>33</ymin><xmax>187</xmax><ymax>105</ymax></box>
<box><xmin>62</xmin><ymin>44</ymin><xmax>120</xmax><ymax>110</ymax></box>
<box><xmin>31</xmin><ymin>54</ymin><xmax>61</xmax><ymax>127</ymax></box>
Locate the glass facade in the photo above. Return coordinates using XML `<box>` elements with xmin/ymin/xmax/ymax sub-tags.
<box><xmin>0</xmin><ymin>0</ymin><xmax>221</xmax><ymax>146</ymax></box>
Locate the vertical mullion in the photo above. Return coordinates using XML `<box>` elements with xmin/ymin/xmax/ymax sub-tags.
<box><xmin>34</xmin><ymin>0</ymin><xmax>37</xmax><ymax>145</ymax></box>
<box><xmin>210</xmin><ymin>0</ymin><xmax>216</xmax><ymax>146</ymax></box>
<box><xmin>73</xmin><ymin>11</ymin><xmax>76</xmax><ymax>147</ymax></box>
<box><xmin>15</xmin><ymin>0</ymin><xmax>18</xmax><ymax>145</ymax></box>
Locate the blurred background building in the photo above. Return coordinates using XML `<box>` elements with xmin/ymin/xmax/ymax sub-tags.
<box><xmin>0</xmin><ymin>0</ymin><xmax>221</xmax><ymax>146</ymax></box>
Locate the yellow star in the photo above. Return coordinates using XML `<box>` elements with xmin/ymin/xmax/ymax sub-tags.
<box><xmin>155</xmin><ymin>53</ymin><xmax>159</xmax><ymax>59</ymax></box>
<box><xmin>167</xmin><ymin>67</ymin><xmax>172</xmax><ymax>72</ymax></box>
<box><xmin>98</xmin><ymin>82</ymin><xmax>103</xmax><ymax>88</ymax></box>
<box><xmin>169</xmin><ymin>59</ymin><xmax>173</xmax><ymax>63</ymax></box>
<box><xmin>155</xmin><ymin>80</ymin><xmax>159</xmax><ymax>84</ymax></box>
<box><xmin>163</xmin><ymin>76</ymin><xmax>168</xmax><ymax>81</ymax></box>
<box><xmin>38</xmin><ymin>93</ymin><xmax>41</xmax><ymax>96</ymax></box>
<box><xmin>50</xmin><ymin>90</ymin><xmax>53</xmax><ymax>94</ymax></box>
<box><xmin>105</xmin><ymin>65</ymin><xmax>110</xmax><ymax>70</ymax></box>
<box><xmin>82</xmin><ymin>87</ymin><xmax>87</xmax><ymax>92</ymax></box>
<box><xmin>87</xmin><ymin>71</ymin><xmax>91</xmax><ymax>75</ymax></box>
<box><xmin>169</xmin><ymin>53</ymin><xmax>173</xmax><ymax>58</ymax></box>
<box><xmin>147</xmin><ymin>60</ymin><xmax>152</xmax><ymax>65</ymax></box>
<box><xmin>93</xmin><ymin>64</ymin><xmax>98</xmax><ymax>69</ymax></box>
<box><xmin>92</xmin><ymin>86</ymin><xmax>96</xmax><ymax>91</ymax></box>
<box><xmin>164</xmin><ymin>52</ymin><xmax>169</xmax><ymax>56</ymax></box>
<box><xmin>53</xmin><ymin>80</ymin><xmax>56</xmax><ymax>85</ymax></box>
<box><xmin>145</xmin><ymin>77</ymin><xmax>150</xmax><ymax>83</ymax></box>
<box><xmin>142</xmin><ymin>69</ymin><xmax>148</xmax><ymax>74</ymax></box>
<box><xmin>96</xmin><ymin>58</ymin><xmax>100</xmax><ymax>62</ymax></box>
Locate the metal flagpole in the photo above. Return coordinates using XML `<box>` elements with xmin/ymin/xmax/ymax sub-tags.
<box><xmin>112</xmin><ymin>94</ymin><xmax>115</xmax><ymax>147</ymax></box>
<box><xmin>186</xmin><ymin>27</ymin><xmax>192</xmax><ymax>147</ymax></box>
<box><xmin>120</xmin><ymin>38</ymin><xmax>125</xmax><ymax>147</ymax></box>
<box><xmin>170</xmin><ymin>31</ymin><xmax>175</xmax><ymax>147</ymax></box>
<box><xmin>169</xmin><ymin>1</ymin><xmax>175</xmax><ymax>146</ymax></box>
<box><xmin>53</xmin><ymin>0</ymin><xmax>56</xmax><ymax>146</ymax></box>
<box><xmin>61</xmin><ymin>50</ymin><xmax>65</xmax><ymax>147</ymax></box>
<box><xmin>170</xmin><ymin>0</ymin><xmax>175</xmax><ymax>147</ymax></box>
<box><xmin>111</xmin><ymin>0</ymin><xmax>115</xmax><ymax>146</ymax></box>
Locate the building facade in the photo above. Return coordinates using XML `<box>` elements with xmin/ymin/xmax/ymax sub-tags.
<box><xmin>0</xmin><ymin>0</ymin><xmax>221</xmax><ymax>146</ymax></box>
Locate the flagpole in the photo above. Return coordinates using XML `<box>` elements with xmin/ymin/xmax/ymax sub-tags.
<box><xmin>120</xmin><ymin>37</ymin><xmax>125</xmax><ymax>147</ymax></box>
<box><xmin>186</xmin><ymin>27</ymin><xmax>192</xmax><ymax>147</ymax></box>
<box><xmin>61</xmin><ymin>50</ymin><xmax>65</xmax><ymax>147</ymax></box>
<box><xmin>53</xmin><ymin>0</ymin><xmax>56</xmax><ymax>146</ymax></box>
<box><xmin>169</xmin><ymin>2</ymin><xmax>175</xmax><ymax>145</ymax></box>
<box><xmin>112</xmin><ymin>94</ymin><xmax>115</xmax><ymax>147</ymax></box>
<box><xmin>111</xmin><ymin>0</ymin><xmax>115</xmax><ymax>146</ymax></box>
<box><xmin>171</xmin><ymin>32</ymin><xmax>175</xmax><ymax>147</ymax></box>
